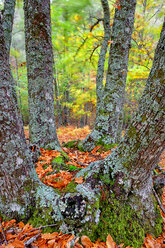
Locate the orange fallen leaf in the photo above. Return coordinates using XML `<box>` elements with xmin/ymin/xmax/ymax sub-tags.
<box><xmin>8</xmin><ymin>239</ymin><xmax>25</xmax><ymax>248</ymax></box>
<box><xmin>42</xmin><ymin>232</ymin><xmax>58</xmax><ymax>239</ymax></box>
<box><xmin>106</xmin><ymin>234</ymin><xmax>116</xmax><ymax>248</ymax></box>
<box><xmin>18</xmin><ymin>222</ymin><xmax>25</xmax><ymax>229</ymax></box>
<box><xmin>6</xmin><ymin>233</ymin><xmax>17</xmax><ymax>240</ymax></box>
<box><xmin>91</xmin><ymin>146</ymin><xmax>101</xmax><ymax>154</ymax></box>
<box><xmin>81</xmin><ymin>235</ymin><xmax>93</xmax><ymax>247</ymax></box>
<box><xmin>75</xmin><ymin>177</ymin><xmax>84</xmax><ymax>184</ymax></box>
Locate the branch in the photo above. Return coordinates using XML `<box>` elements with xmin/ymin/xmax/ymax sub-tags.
<box><xmin>24</xmin><ymin>233</ymin><xmax>40</xmax><ymax>247</ymax></box>
<box><xmin>89</xmin><ymin>18</ymin><xmax>103</xmax><ymax>32</ymax></box>
<box><xmin>89</xmin><ymin>44</ymin><xmax>101</xmax><ymax>61</ymax></box>
<box><xmin>153</xmin><ymin>188</ymin><xmax>165</xmax><ymax>215</ymax></box>
<box><xmin>19</xmin><ymin>223</ymin><xmax>58</xmax><ymax>241</ymax></box>
<box><xmin>147</xmin><ymin>5</ymin><xmax>164</xmax><ymax>22</ymax></box>
<box><xmin>75</xmin><ymin>18</ymin><xmax>104</xmax><ymax>58</ymax></box>
<box><xmin>75</xmin><ymin>37</ymin><xmax>88</xmax><ymax>57</ymax></box>
<box><xmin>134</xmin><ymin>61</ymin><xmax>151</xmax><ymax>70</ymax></box>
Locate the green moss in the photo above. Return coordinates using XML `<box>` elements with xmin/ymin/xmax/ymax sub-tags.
<box><xmin>51</xmin><ymin>156</ymin><xmax>81</xmax><ymax>173</ymax></box>
<box><xmin>95</xmin><ymin>137</ymin><xmax>117</xmax><ymax>151</ymax></box>
<box><xmin>60</xmin><ymin>150</ymin><xmax>69</xmax><ymax>161</ymax></box>
<box><xmin>53</xmin><ymin>188</ymin><xmax>62</xmax><ymax>195</ymax></box>
<box><xmin>51</xmin><ymin>156</ymin><xmax>66</xmax><ymax>172</ymax></box>
<box><xmin>61</xmin><ymin>180</ymin><xmax>77</xmax><ymax>193</ymax></box>
<box><xmin>100</xmin><ymin>174</ymin><xmax>111</xmax><ymax>185</ymax></box>
<box><xmin>66</xmin><ymin>164</ymin><xmax>82</xmax><ymax>172</ymax></box>
<box><xmin>87</xmin><ymin>197</ymin><xmax>162</xmax><ymax>248</ymax></box>
<box><xmin>43</xmin><ymin>164</ymin><xmax>49</xmax><ymax>170</ymax></box>
<box><xmin>142</xmin><ymin>115</ymin><xmax>147</xmax><ymax>122</ymax></box>
<box><xmin>51</xmin><ymin>156</ymin><xmax>64</xmax><ymax>165</ymax></box>
<box><xmin>77</xmin><ymin>143</ymin><xmax>86</xmax><ymax>152</ymax></box>
<box><xmin>63</xmin><ymin>140</ymin><xmax>80</xmax><ymax>149</ymax></box>
<box><xmin>29</xmin><ymin>205</ymin><xmax>61</xmax><ymax>233</ymax></box>
<box><xmin>127</xmin><ymin>125</ymin><xmax>137</xmax><ymax>138</ymax></box>
<box><xmin>24</xmin><ymin>184</ymin><xmax>31</xmax><ymax>192</ymax></box>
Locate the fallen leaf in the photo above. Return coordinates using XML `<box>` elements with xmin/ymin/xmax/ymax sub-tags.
<box><xmin>106</xmin><ymin>234</ymin><xmax>116</xmax><ymax>248</ymax></box>
<box><xmin>75</xmin><ymin>177</ymin><xmax>84</xmax><ymax>184</ymax></box>
<box><xmin>8</xmin><ymin>239</ymin><xmax>25</xmax><ymax>248</ymax></box>
<box><xmin>41</xmin><ymin>233</ymin><xmax>58</xmax><ymax>239</ymax></box>
<box><xmin>18</xmin><ymin>222</ymin><xmax>25</xmax><ymax>229</ymax></box>
<box><xmin>81</xmin><ymin>235</ymin><xmax>93</xmax><ymax>247</ymax></box>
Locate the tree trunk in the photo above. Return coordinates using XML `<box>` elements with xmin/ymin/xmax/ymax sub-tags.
<box><xmin>63</xmin><ymin>90</ymin><xmax>70</xmax><ymax>126</ymax></box>
<box><xmin>0</xmin><ymin>6</ymin><xmax>164</xmax><ymax>248</ymax></box>
<box><xmin>95</xmin><ymin>0</ymin><xmax>111</xmax><ymax>117</ymax></box>
<box><xmin>81</xmin><ymin>0</ymin><xmax>137</xmax><ymax>151</ymax></box>
<box><xmin>53</xmin><ymin>60</ymin><xmax>63</xmax><ymax>127</ymax></box>
<box><xmin>2</xmin><ymin>0</ymin><xmax>18</xmax><ymax>107</ymax></box>
<box><xmin>2</xmin><ymin>0</ymin><xmax>16</xmax><ymax>57</ymax></box>
<box><xmin>14</xmin><ymin>51</ymin><xmax>22</xmax><ymax>109</ymax></box>
<box><xmin>24</xmin><ymin>0</ymin><xmax>60</xmax><ymax>149</ymax></box>
<box><xmin>0</xmin><ymin>14</ymin><xmax>34</xmax><ymax>220</ymax></box>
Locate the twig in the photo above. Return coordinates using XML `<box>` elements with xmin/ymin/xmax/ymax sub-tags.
<box><xmin>75</xmin><ymin>37</ymin><xmax>88</xmax><ymax>58</ymax></box>
<box><xmin>153</xmin><ymin>188</ymin><xmax>165</xmax><ymax>214</ymax></box>
<box><xmin>89</xmin><ymin>18</ymin><xmax>103</xmax><ymax>32</ymax></box>
<box><xmin>89</xmin><ymin>44</ymin><xmax>101</xmax><ymax>61</ymax></box>
<box><xmin>19</xmin><ymin>223</ymin><xmax>58</xmax><ymax>241</ymax></box>
<box><xmin>0</xmin><ymin>220</ymin><xmax>7</xmax><ymax>246</ymax></box>
<box><xmin>24</xmin><ymin>233</ymin><xmax>41</xmax><ymax>247</ymax></box>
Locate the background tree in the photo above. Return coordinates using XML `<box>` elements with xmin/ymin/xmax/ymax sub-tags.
<box><xmin>24</xmin><ymin>0</ymin><xmax>60</xmax><ymax>149</ymax></box>
<box><xmin>80</xmin><ymin>0</ymin><xmax>137</xmax><ymax>151</ymax></box>
<box><xmin>0</xmin><ymin>5</ymin><xmax>164</xmax><ymax>245</ymax></box>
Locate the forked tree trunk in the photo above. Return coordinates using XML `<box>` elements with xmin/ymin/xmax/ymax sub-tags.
<box><xmin>0</xmin><ymin>7</ymin><xmax>164</xmax><ymax>248</ymax></box>
<box><xmin>24</xmin><ymin>0</ymin><xmax>60</xmax><ymax>149</ymax></box>
<box><xmin>81</xmin><ymin>0</ymin><xmax>137</xmax><ymax>151</ymax></box>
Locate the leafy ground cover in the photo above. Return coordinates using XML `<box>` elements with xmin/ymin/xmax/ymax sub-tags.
<box><xmin>1</xmin><ymin>126</ymin><xmax>165</xmax><ymax>247</ymax></box>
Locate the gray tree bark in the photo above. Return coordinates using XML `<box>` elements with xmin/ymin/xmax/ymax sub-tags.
<box><xmin>0</xmin><ymin>6</ymin><xmax>164</xmax><ymax>248</ymax></box>
<box><xmin>81</xmin><ymin>0</ymin><xmax>137</xmax><ymax>151</ymax></box>
<box><xmin>95</xmin><ymin>0</ymin><xmax>111</xmax><ymax>117</ymax></box>
<box><xmin>24</xmin><ymin>0</ymin><xmax>60</xmax><ymax>149</ymax></box>
<box><xmin>2</xmin><ymin>0</ymin><xmax>16</xmax><ymax>57</ymax></box>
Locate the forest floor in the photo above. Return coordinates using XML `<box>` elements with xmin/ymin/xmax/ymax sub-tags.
<box><xmin>0</xmin><ymin>126</ymin><xmax>165</xmax><ymax>248</ymax></box>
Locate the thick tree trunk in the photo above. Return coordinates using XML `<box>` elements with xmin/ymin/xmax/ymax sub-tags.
<box><xmin>75</xmin><ymin>19</ymin><xmax>165</xmax><ymax>246</ymax></box>
<box><xmin>0</xmin><ymin>15</ymin><xmax>34</xmax><ymax>220</ymax></box>
<box><xmin>81</xmin><ymin>0</ymin><xmax>137</xmax><ymax>151</ymax></box>
<box><xmin>0</xmin><ymin>6</ymin><xmax>164</xmax><ymax>248</ymax></box>
<box><xmin>24</xmin><ymin>0</ymin><xmax>60</xmax><ymax>149</ymax></box>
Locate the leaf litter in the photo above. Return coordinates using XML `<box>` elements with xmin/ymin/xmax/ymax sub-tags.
<box><xmin>1</xmin><ymin>126</ymin><xmax>165</xmax><ymax>247</ymax></box>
